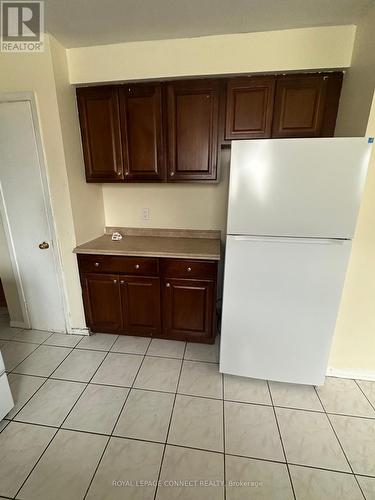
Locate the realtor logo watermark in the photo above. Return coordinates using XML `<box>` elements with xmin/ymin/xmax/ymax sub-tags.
<box><xmin>1</xmin><ymin>1</ymin><xmax>44</xmax><ymax>52</ymax></box>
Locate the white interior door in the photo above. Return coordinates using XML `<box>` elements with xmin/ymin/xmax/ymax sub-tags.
<box><xmin>220</xmin><ymin>235</ymin><xmax>352</xmax><ymax>385</ymax></box>
<box><xmin>0</xmin><ymin>99</ymin><xmax>67</xmax><ymax>332</ymax></box>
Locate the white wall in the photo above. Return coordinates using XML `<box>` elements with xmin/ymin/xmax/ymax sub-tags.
<box><xmin>71</xmin><ymin>25</ymin><xmax>356</xmax><ymax>253</ymax></box>
<box><xmin>103</xmin><ymin>150</ymin><xmax>230</xmax><ymax>241</ymax></box>
<box><xmin>335</xmin><ymin>6</ymin><xmax>375</xmax><ymax>136</ymax></box>
<box><xmin>0</xmin><ymin>36</ymin><xmax>103</xmax><ymax>332</ymax></box>
<box><xmin>328</xmin><ymin>2</ymin><xmax>375</xmax><ymax>377</ymax></box>
<box><xmin>49</xmin><ymin>36</ymin><xmax>105</xmax><ymax>245</ymax></box>
<box><xmin>0</xmin><ymin>25</ymin><xmax>361</xmax><ymax>345</ymax></box>
<box><xmin>68</xmin><ymin>25</ymin><xmax>355</xmax><ymax>84</ymax></box>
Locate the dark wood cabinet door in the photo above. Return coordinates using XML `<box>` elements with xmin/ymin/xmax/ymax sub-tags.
<box><xmin>163</xmin><ymin>278</ymin><xmax>214</xmax><ymax>342</ymax></box>
<box><xmin>120</xmin><ymin>276</ymin><xmax>161</xmax><ymax>336</ymax></box>
<box><xmin>225</xmin><ymin>76</ymin><xmax>275</xmax><ymax>140</ymax></box>
<box><xmin>120</xmin><ymin>84</ymin><xmax>165</xmax><ymax>181</ymax></box>
<box><xmin>166</xmin><ymin>80</ymin><xmax>220</xmax><ymax>181</ymax></box>
<box><xmin>77</xmin><ymin>86</ymin><xmax>123</xmax><ymax>182</ymax></box>
<box><xmin>81</xmin><ymin>273</ymin><xmax>122</xmax><ymax>333</ymax></box>
<box><xmin>272</xmin><ymin>73</ymin><xmax>342</xmax><ymax>138</ymax></box>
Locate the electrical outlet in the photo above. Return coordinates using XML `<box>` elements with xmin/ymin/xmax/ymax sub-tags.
<box><xmin>142</xmin><ymin>207</ymin><xmax>150</xmax><ymax>221</ymax></box>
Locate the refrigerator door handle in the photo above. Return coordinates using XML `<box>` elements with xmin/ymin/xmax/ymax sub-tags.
<box><xmin>230</xmin><ymin>235</ymin><xmax>349</xmax><ymax>245</ymax></box>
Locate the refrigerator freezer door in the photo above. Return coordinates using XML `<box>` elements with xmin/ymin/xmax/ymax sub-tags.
<box><xmin>227</xmin><ymin>138</ymin><xmax>372</xmax><ymax>239</ymax></box>
<box><xmin>219</xmin><ymin>235</ymin><xmax>352</xmax><ymax>385</ymax></box>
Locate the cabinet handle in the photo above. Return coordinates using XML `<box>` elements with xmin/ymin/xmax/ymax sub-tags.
<box><xmin>187</xmin><ymin>267</ymin><xmax>192</xmax><ymax>272</ymax></box>
<box><xmin>134</xmin><ymin>264</ymin><xmax>140</xmax><ymax>269</ymax></box>
<box><xmin>166</xmin><ymin>282</ymin><xmax>171</xmax><ymax>288</ymax></box>
<box><xmin>113</xmin><ymin>279</ymin><xmax>117</xmax><ymax>284</ymax></box>
<box><xmin>120</xmin><ymin>280</ymin><xmax>124</xmax><ymax>285</ymax></box>
<box><xmin>94</xmin><ymin>262</ymin><xmax>100</xmax><ymax>267</ymax></box>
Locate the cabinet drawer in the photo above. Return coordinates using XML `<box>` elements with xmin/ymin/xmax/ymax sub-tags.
<box><xmin>77</xmin><ymin>254</ymin><xmax>159</xmax><ymax>276</ymax></box>
<box><xmin>160</xmin><ymin>258</ymin><xmax>217</xmax><ymax>279</ymax></box>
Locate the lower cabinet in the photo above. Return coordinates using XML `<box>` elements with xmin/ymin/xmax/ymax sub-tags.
<box><xmin>81</xmin><ymin>273</ymin><xmax>122</xmax><ymax>333</ymax></box>
<box><xmin>162</xmin><ymin>278</ymin><xmax>214</xmax><ymax>342</ymax></box>
<box><xmin>120</xmin><ymin>276</ymin><xmax>161</xmax><ymax>336</ymax></box>
<box><xmin>78</xmin><ymin>255</ymin><xmax>218</xmax><ymax>343</ymax></box>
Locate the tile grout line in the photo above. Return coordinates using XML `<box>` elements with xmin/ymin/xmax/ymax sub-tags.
<box><xmin>8</xmin><ymin>333</ymin><xmax>119</xmax><ymax>422</ymax></box>
<box><xmin>82</xmin><ymin>336</ymin><xmax>153</xmax><ymax>500</ymax></box>
<box><xmin>313</xmin><ymin>385</ymin><xmax>367</xmax><ymax>500</ymax></box>
<box><xmin>8</xmin><ymin>340</ymin><xmax>85</xmax><ymax>422</ymax></box>
<box><xmin>5</xmin><ymin>333</ymin><xmax>375</xmax><ymax>497</ymax></box>
<box><xmin>153</xmin><ymin>341</ymin><xmax>187</xmax><ymax>500</ymax></box>
<box><xmin>267</xmin><ymin>381</ymin><xmax>297</xmax><ymax>500</ymax></box>
<box><xmin>354</xmin><ymin>379</ymin><xmax>375</xmax><ymax>413</ymax></box>
<box><xmin>4</xmin><ymin>337</ymin><xmax>220</xmax><ymax>427</ymax></box>
<box><xmin>6</xmin><ymin>338</ymin><xmax>46</xmax><ymax>374</ymax></box>
<box><xmin>4</xmin><ymin>385</ymin><xmax>375</xmax><ymax>496</ymax></box>
<box><xmin>5</xmin><ymin>415</ymin><xmax>375</xmax><ymax>480</ymax></box>
<box><xmin>58</xmin><ymin>334</ymin><xmax>121</xmax><ymax>430</ymax></box>
<box><xmin>10</xmin><ymin>336</ymin><xmax>121</xmax><ymax>500</ymax></box>
<box><xmin>12</xmin><ymin>426</ymin><xmax>59</xmax><ymax>499</ymax></box>
<box><xmin>8</xmin><ymin>363</ymin><xmax>375</xmax><ymax>420</ymax></box>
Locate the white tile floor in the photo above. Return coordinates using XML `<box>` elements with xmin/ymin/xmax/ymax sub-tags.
<box><xmin>1</xmin><ymin>322</ymin><xmax>375</xmax><ymax>499</ymax></box>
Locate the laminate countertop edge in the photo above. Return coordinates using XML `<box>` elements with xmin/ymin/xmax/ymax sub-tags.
<box><xmin>73</xmin><ymin>234</ymin><xmax>221</xmax><ymax>261</ymax></box>
<box><xmin>74</xmin><ymin>248</ymin><xmax>220</xmax><ymax>260</ymax></box>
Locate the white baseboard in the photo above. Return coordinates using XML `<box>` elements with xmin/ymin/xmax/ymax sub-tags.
<box><xmin>69</xmin><ymin>327</ymin><xmax>90</xmax><ymax>336</ymax></box>
<box><xmin>10</xmin><ymin>320</ymin><xmax>27</xmax><ymax>329</ymax></box>
<box><xmin>327</xmin><ymin>366</ymin><xmax>375</xmax><ymax>382</ymax></box>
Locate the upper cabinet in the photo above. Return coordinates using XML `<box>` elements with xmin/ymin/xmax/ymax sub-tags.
<box><xmin>225</xmin><ymin>76</ymin><xmax>275</xmax><ymax>140</ymax></box>
<box><xmin>77</xmin><ymin>86</ymin><xmax>124</xmax><ymax>182</ymax></box>
<box><xmin>120</xmin><ymin>83</ymin><xmax>165</xmax><ymax>181</ymax></box>
<box><xmin>272</xmin><ymin>73</ymin><xmax>343</xmax><ymax>138</ymax></box>
<box><xmin>76</xmin><ymin>72</ymin><xmax>343</xmax><ymax>183</ymax></box>
<box><xmin>166</xmin><ymin>80</ymin><xmax>220</xmax><ymax>182</ymax></box>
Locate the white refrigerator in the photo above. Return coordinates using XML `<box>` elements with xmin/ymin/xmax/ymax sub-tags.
<box><xmin>0</xmin><ymin>350</ymin><xmax>13</xmax><ymax>420</ymax></box>
<box><xmin>220</xmin><ymin>138</ymin><xmax>373</xmax><ymax>386</ymax></box>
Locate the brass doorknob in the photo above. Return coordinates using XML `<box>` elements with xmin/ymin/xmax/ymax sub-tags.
<box><xmin>39</xmin><ymin>241</ymin><xmax>49</xmax><ymax>250</ymax></box>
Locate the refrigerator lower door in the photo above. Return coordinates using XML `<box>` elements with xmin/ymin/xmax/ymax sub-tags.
<box><xmin>0</xmin><ymin>351</ymin><xmax>13</xmax><ymax>419</ymax></box>
<box><xmin>220</xmin><ymin>235</ymin><xmax>352</xmax><ymax>385</ymax></box>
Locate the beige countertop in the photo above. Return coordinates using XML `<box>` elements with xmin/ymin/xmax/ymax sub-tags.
<box><xmin>73</xmin><ymin>228</ymin><xmax>221</xmax><ymax>261</ymax></box>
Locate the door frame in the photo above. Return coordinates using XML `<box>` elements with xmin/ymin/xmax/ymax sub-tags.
<box><xmin>0</xmin><ymin>91</ymin><xmax>70</xmax><ymax>332</ymax></box>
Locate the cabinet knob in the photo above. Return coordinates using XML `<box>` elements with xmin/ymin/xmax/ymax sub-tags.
<box><xmin>125</xmin><ymin>171</ymin><xmax>129</xmax><ymax>176</ymax></box>
<box><xmin>166</xmin><ymin>282</ymin><xmax>171</xmax><ymax>288</ymax></box>
<box><xmin>135</xmin><ymin>264</ymin><xmax>140</xmax><ymax>269</ymax></box>
<box><xmin>187</xmin><ymin>267</ymin><xmax>192</xmax><ymax>272</ymax></box>
<box><xmin>170</xmin><ymin>171</ymin><xmax>175</xmax><ymax>177</ymax></box>
<box><xmin>120</xmin><ymin>280</ymin><xmax>124</xmax><ymax>285</ymax></box>
<box><xmin>94</xmin><ymin>262</ymin><xmax>100</xmax><ymax>267</ymax></box>
<box><xmin>117</xmin><ymin>170</ymin><xmax>122</xmax><ymax>176</ymax></box>
<box><xmin>113</xmin><ymin>279</ymin><xmax>117</xmax><ymax>284</ymax></box>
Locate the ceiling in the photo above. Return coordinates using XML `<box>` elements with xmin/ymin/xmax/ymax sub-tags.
<box><xmin>44</xmin><ymin>0</ymin><xmax>373</xmax><ymax>48</ymax></box>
